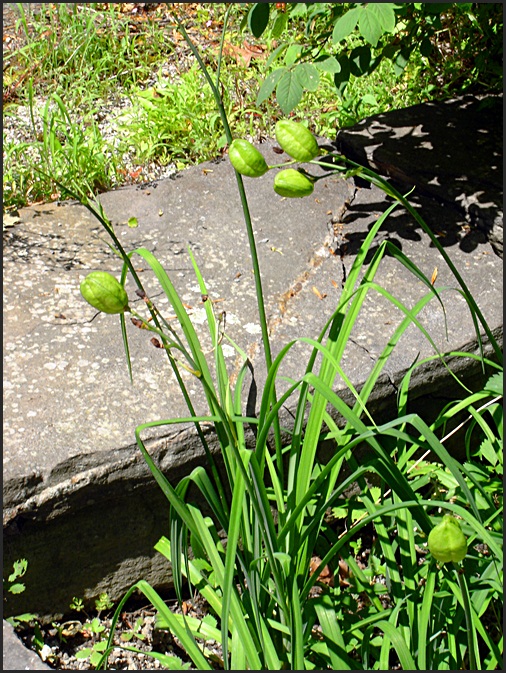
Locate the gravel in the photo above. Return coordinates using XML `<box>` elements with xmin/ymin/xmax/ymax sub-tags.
<box><xmin>14</xmin><ymin>593</ymin><xmax>216</xmax><ymax>670</ymax></box>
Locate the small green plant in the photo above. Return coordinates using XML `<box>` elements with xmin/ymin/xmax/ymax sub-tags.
<box><xmin>3</xmin><ymin>559</ymin><xmax>39</xmax><ymax>629</ymax></box>
<box><xmin>119</xmin><ymin>616</ymin><xmax>146</xmax><ymax>644</ymax></box>
<box><xmin>75</xmin><ymin>618</ymin><xmax>108</xmax><ymax>668</ymax></box>
<box><xmin>4</xmin><ymin>558</ymin><xmax>28</xmax><ymax>597</ymax></box>
<box><xmin>53</xmin><ymin>593</ymin><xmax>116</xmax><ymax>668</ymax></box>
<box><xmin>69</xmin><ymin>596</ymin><xmax>85</xmax><ymax>612</ymax></box>
<box><xmin>94</xmin><ymin>592</ymin><xmax>114</xmax><ymax>613</ymax></box>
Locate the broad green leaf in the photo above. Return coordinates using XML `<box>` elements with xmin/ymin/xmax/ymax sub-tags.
<box><xmin>248</xmin><ymin>3</ymin><xmax>270</xmax><ymax>38</ymax></box>
<box><xmin>75</xmin><ymin>649</ymin><xmax>92</xmax><ymax>660</ymax></box>
<box><xmin>276</xmin><ymin>70</ymin><xmax>303</xmax><ymax>115</ymax></box>
<box><xmin>256</xmin><ymin>68</ymin><xmax>285</xmax><ymax>106</ymax></box>
<box><xmin>314</xmin><ymin>55</ymin><xmax>341</xmax><ymax>74</ymax></box>
<box><xmin>127</xmin><ymin>216</ymin><xmax>138</xmax><ymax>228</ymax></box>
<box><xmin>478</xmin><ymin>437</ymin><xmax>499</xmax><ymax>466</ymax></box>
<box><xmin>289</xmin><ymin>3</ymin><xmax>308</xmax><ymax>18</ymax></box>
<box><xmin>294</xmin><ymin>62</ymin><xmax>320</xmax><ymax>91</ymax></box>
<box><xmin>271</xmin><ymin>11</ymin><xmax>288</xmax><ymax>38</ymax></box>
<box><xmin>93</xmin><ymin>641</ymin><xmax>108</xmax><ymax>652</ymax></box>
<box><xmin>334</xmin><ymin>55</ymin><xmax>351</xmax><ymax>98</ymax></box>
<box><xmin>369</xmin><ymin>3</ymin><xmax>396</xmax><ymax>33</ymax></box>
<box><xmin>6</xmin><ymin>613</ymin><xmax>38</xmax><ymax>628</ymax></box>
<box><xmin>284</xmin><ymin>43</ymin><xmax>302</xmax><ymax>66</ymax></box>
<box><xmin>332</xmin><ymin>6</ymin><xmax>362</xmax><ymax>44</ymax></box>
<box><xmin>349</xmin><ymin>45</ymin><xmax>372</xmax><ymax>77</ymax></box>
<box><xmin>393</xmin><ymin>47</ymin><xmax>411</xmax><ymax>75</ymax></box>
<box><xmin>485</xmin><ymin>370</ymin><xmax>503</xmax><ymax>395</ymax></box>
<box><xmin>359</xmin><ymin>6</ymin><xmax>383</xmax><ymax>47</ymax></box>
<box><xmin>362</xmin><ymin>93</ymin><xmax>377</xmax><ymax>106</ymax></box>
<box><xmin>266</xmin><ymin>42</ymin><xmax>288</xmax><ymax>68</ymax></box>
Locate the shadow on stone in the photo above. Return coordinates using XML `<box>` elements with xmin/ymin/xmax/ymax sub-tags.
<box><xmin>334</xmin><ymin>94</ymin><xmax>503</xmax><ymax>257</ymax></box>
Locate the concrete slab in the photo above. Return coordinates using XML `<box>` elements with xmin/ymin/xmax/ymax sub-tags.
<box><xmin>336</xmin><ymin>93</ymin><xmax>503</xmax><ymax>256</ymax></box>
<box><xmin>3</xmin><ymin>99</ymin><xmax>503</xmax><ymax>622</ymax></box>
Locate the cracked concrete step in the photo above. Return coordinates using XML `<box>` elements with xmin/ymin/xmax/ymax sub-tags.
<box><xmin>3</xmin><ymin>99</ymin><xmax>503</xmax><ymax>626</ymax></box>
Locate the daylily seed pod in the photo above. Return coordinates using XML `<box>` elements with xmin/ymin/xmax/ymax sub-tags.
<box><xmin>428</xmin><ymin>515</ymin><xmax>468</xmax><ymax>564</ymax></box>
<box><xmin>275</xmin><ymin>119</ymin><xmax>319</xmax><ymax>162</ymax></box>
<box><xmin>274</xmin><ymin>169</ymin><xmax>314</xmax><ymax>198</ymax></box>
<box><xmin>228</xmin><ymin>139</ymin><xmax>269</xmax><ymax>177</ymax></box>
<box><xmin>80</xmin><ymin>271</ymin><xmax>130</xmax><ymax>314</ymax></box>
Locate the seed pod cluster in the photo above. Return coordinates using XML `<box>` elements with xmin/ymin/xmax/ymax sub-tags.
<box><xmin>228</xmin><ymin>121</ymin><xmax>319</xmax><ymax>198</ymax></box>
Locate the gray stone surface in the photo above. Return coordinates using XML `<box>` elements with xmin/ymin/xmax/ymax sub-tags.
<box><xmin>3</xmin><ymin>620</ymin><xmax>52</xmax><ymax>670</ymax></box>
<box><xmin>3</xmin><ymin>96</ymin><xmax>503</xmax><ymax>637</ymax></box>
<box><xmin>336</xmin><ymin>93</ymin><xmax>503</xmax><ymax>257</ymax></box>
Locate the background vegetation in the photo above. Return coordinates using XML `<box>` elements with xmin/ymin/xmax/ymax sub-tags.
<box><xmin>2</xmin><ymin>2</ymin><xmax>503</xmax><ymax>213</ymax></box>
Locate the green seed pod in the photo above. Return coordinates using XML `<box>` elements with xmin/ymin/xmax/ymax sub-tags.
<box><xmin>274</xmin><ymin>169</ymin><xmax>314</xmax><ymax>198</ymax></box>
<box><xmin>80</xmin><ymin>271</ymin><xmax>130</xmax><ymax>314</ymax></box>
<box><xmin>275</xmin><ymin>119</ymin><xmax>319</xmax><ymax>162</ymax></box>
<box><xmin>428</xmin><ymin>515</ymin><xmax>468</xmax><ymax>564</ymax></box>
<box><xmin>228</xmin><ymin>139</ymin><xmax>269</xmax><ymax>177</ymax></box>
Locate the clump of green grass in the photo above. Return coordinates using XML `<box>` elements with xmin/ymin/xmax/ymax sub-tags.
<box><xmin>7</xmin><ymin>3</ymin><xmax>172</xmax><ymax>102</ymax></box>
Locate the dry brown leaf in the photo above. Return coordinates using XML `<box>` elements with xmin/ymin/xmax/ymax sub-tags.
<box><xmin>312</xmin><ymin>286</ymin><xmax>327</xmax><ymax>300</ymax></box>
<box><xmin>221</xmin><ymin>40</ymin><xmax>266</xmax><ymax>67</ymax></box>
<box><xmin>309</xmin><ymin>555</ymin><xmax>334</xmax><ymax>587</ymax></box>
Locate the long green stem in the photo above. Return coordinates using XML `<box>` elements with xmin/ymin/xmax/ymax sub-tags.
<box><xmin>172</xmin><ymin>7</ymin><xmax>273</xmax><ymax>372</ymax></box>
<box><xmin>172</xmin><ymin>5</ymin><xmax>284</xmax><ymax>480</ymax></box>
<box><xmin>455</xmin><ymin>563</ymin><xmax>478</xmax><ymax>670</ymax></box>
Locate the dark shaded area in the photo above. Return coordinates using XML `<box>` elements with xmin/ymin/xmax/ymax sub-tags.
<box><xmin>333</xmin><ymin>94</ymin><xmax>503</xmax><ymax>258</ymax></box>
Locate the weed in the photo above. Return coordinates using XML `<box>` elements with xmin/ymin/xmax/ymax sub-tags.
<box><xmin>3</xmin><ymin>559</ymin><xmax>39</xmax><ymax>629</ymax></box>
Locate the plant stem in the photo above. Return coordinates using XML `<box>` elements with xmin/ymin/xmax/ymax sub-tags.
<box><xmin>173</xmin><ymin>5</ymin><xmax>284</xmax><ymax>478</ymax></box>
<box><xmin>455</xmin><ymin>563</ymin><xmax>478</xmax><ymax>670</ymax></box>
<box><xmin>172</xmin><ymin>6</ymin><xmax>273</xmax><ymax>372</ymax></box>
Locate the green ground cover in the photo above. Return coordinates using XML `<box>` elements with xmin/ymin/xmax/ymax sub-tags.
<box><xmin>3</xmin><ymin>2</ymin><xmax>502</xmax><ymax>213</ymax></box>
